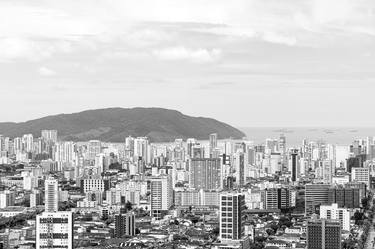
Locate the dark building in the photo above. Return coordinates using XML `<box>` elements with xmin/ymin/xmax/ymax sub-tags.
<box><xmin>328</xmin><ymin>186</ymin><xmax>360</xmax><ymax>208</ymax></box>
<box><xmin>278</xmin><ymin>188</ymin><xmax>291</xmax><ymax>210</ymax></box>
<box><xmin>346</xmin><ymin>154</ymin><xmax>366</xmax><ymax>173</ymax></box>
<box><xmin>265</xmin><ymin>188</ymin><xmax>292</xmax><ymax>211</ymax></box>
<box><xmin>345</xmin><ymin>182</ymin><xmax>367</xmax><ymax>202</ymax></box>
<box><xmin>307</xmin><ymin>219</ymin><xmax>341</xmax><ymax>249</ymax></box>
<box><xmin>290</xmin><ymin>149</ymin><xmax>298</xmax><ymax>182</ymax></box>
<box><xmin>114</xmin><ymin>212</ymin><xmax>135</xmax><ymax>238</ymax></box>
<box><xmin>305</xmin><ymin>184</ymin><xmax>330</xmax><ymax>216</ymax></box>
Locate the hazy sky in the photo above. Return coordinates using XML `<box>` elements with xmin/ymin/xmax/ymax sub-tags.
<box><xmin>1</xmin><ymin>0</ymin><xmax>375</xmax><ymax>127</ymax></box>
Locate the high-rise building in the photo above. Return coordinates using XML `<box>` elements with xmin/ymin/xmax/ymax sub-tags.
<box><xmin>13</xmin><ymin>137</ymin><xmax>22</xmax><ymax>153</ymax></box>
<box><xmin>88</xmin><ymin>140</ymin><xmax>102</xmax><ymax>160</ymax></box>
<box><xmin>45</xmin><ymin>178</ymin><xmax>58</xmax><ymax>212</ymax></box>
<box><xmin>265</xmin><ymin>139</ymin><xmax>278</xmax><ymax>153</ymax></box>
<box><xmin>134</xmin><ymin>137</ymin><xmax>149</xmax><ymax>163</ymax></box>
<box><xmin>209</xmin><ymin>133</ymin><xmax>218</xmax><ymax>157</ymax></box>
<box><xmin>265</xmin><ymin>188</ymin><xmax>278</xmax><ymax>209</ymax></box>
<box><xmin>322</xmin><ymin>160</ymin><xmax>333</xmax><ymax>184</ymax></box>
<box><xmin>289</xmin><ymin>149</ymin><xmax>299</xmax><ymax>182</ymax></box>
<box><xmin>265</xmin><ymin>188</ymin><xmax>292</xmax><ymax>211</ymax></box>
<box><xmin>192</xmin><ymin>145</ymin><xmax>205</xmax><ymax>159</ymax></box>
<box><xmin>41</xmin><ymin>130</ymin><xmax>58</xmax><ymax>143</ymax></box>
<box><xmin>114</xmin><ymin>212</ymin><xmax>136</xmax><ymax>238</ymax></box>
<box><xmin>30</xmin><ymin>189</ymin><xmax>43</xmax><ymax>208</ymax></box>
<box><xmin>22</xmin><ymin>134</ymin><xmax>34</xmax><ymax>153</ymax></box>
<box><xmin>307</xmin><ymin>219</ymin><xmax>341</xmax><ymax>249</ymax></box>
<box><xmin>0</xmin><ymin>190</ymin><xmax>15</xmax><ymax>208</ymax></box>
<box><xmin>125</xmin><ymin>136</ymin><xmax>135</xmax><ymax>158</ymax></box>
<box><xmin>220</xmin><ymin>193</ymin><xmax>245</xmax><ymax>241</ymax></box>
<box><xmin>186</xmin><ymin>138</ymin><xmax>197</xmax><ymax>158</ymax></box>
<box><xmin>189</xmin><ymin>158</ymin><xmax>221</xmax><ymax>190</ymax></box>
<box><xmin>335</xmin><ymin>145</ymin><xmax>350</xmax><ymax>168</ymax></box>
<box><xmin>351</xmin><ymin>167</ymin><xmax>370</xmax><ymax>187</ymax></box>
<box><xmin>150</xmin><ymin>175</ymin><xmax>173</xmax><ymax>219</ymax></box>
<box><xmin>54</xmin><ymin>141</ymin><xmax>76</xmax><ymax>163</ymax></box>
<box><xmin>305</xmin><ymin>184</ymin><xmax>330</xmax><ymax>216</ymax></box>
<box><xmin>234</xmin><ymin>151</ymin><xmax>245</xmax><ymax>187</ymax></box>
<box><xmin>320</xmin><ymin>203</ymin><xmax>351</xmax><ymax>231</ymax></box>
<box><xmin>36</xmin><ymin>211</ymin><xmax>74</xmax><ymax>249</ymax></box>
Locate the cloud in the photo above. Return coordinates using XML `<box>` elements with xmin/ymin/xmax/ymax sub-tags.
<box><xmin>0</xmin><ymin>37</ymin><xmax>73</xmax><ymax>62</ymax></box>
<box><xmin>38</xmin><ymin>66</ymin><xmax>56</xmax><ymax>76</ymax></box>
<box><xmin>0</xmin><ymin>0</ymin><xmax>374</xmax><ymax>63</ymax></box>
<box><xmin>261</xmin><ymin>32</ymin><xmax>297</xmax><ymax>46</ymax></box>
<box><xmin>152</xmin><ymin>47</ymin><xmax>221</xmax><ymax>63</ymax></box>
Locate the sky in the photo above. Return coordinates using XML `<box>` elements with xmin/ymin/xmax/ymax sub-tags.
<box><xmin>1</xmin><ymin>0</ymin><xmax>375</xmax><ymax>127</ymax></box>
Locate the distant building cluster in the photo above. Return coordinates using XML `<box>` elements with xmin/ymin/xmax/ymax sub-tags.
<box><xmin>0</xmin><ymin>130</ymin><xmax>373</xmax><ymax>249</ymax></box>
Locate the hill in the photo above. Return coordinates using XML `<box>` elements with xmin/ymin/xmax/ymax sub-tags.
<box><xmin>0</xmin><ymin>108</ymin><xmax>245</xmax><ymax>142</ymax></box>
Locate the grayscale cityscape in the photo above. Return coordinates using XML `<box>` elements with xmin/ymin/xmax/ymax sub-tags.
<box><xmin>1</xmin><ymin>1</ymin><xmax>375</xmax><ymax>249</ymax></box>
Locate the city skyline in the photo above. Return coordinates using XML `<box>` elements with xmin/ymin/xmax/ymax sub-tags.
<box><xmin>2</xmin><ymin>1</ymin><xmax>375</xmax><ymax>249</ymax></box>
<box><xmin>1</xmin><ymin>0</ymin><xmax>375</xmax><ymax>127</ymax></box>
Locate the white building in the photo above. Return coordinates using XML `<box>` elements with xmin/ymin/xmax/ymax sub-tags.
<box><xmin>320</xmin><ymin>203</ymin><xmax>351</xmax><ymax>231</ymax></box>
<box><xmin>41</xmin><ymin>130</ymin><xmax>58</xmax><ymax>143</ymax></box>
<box><xmin>150</xmin><ymin>175</ymin><xmax>173</xmax><ymax>220</ymax></box>
<box><xmin>88</xmin><ymin>140</ymin><xmax>102</xmax><ymax>160</ymax></box>
<box><xmin>81</xmin><ymin>178</ymin><xmax>109</xmax><ymax>193</ymax></box>
<box><xmin>36</xmin><ymin>211</ymin><xmax>74</xmax><ymax>249</ymax></box>
<box><xmin>351</xmin><ymin>167</ymin><xmax>370</xmax><ymax>187</ymax></box>
<box><xmin>322</xmin><ymin>160</ymin><xmax>333</xmax><ymax>184</ymax></box>
<box><xmin>45</xmin><ymin>178</ymin><xmax>58</xmax><ymax>212</ymax></box>
<box><xmin>335</xmin><ymin>145</ymin><xmax>350</xmax><ymax>168</ymax></box>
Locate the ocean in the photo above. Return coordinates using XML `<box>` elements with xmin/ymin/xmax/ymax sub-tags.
<box><xmin>239</xmin><ymin>127</ymin><xmax>375</xmax><ymax>147</ymax></box>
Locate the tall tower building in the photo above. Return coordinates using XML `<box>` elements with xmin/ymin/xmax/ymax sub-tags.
<box><xmin>289</xmin><ymin>149</ymin><xmax>299</xmax><ymax>182</ymax></box>
<box><xmin>220</xmin><ymin>193</ymin><xmax>245</xmax><ymax>241</ymax></box>
<box><xmin>125</xmin><ymin>136</ymin><xmax>135</xmax><ymax>158</ymax></box>
<box><xmin>36</xmin><ymin>211</ymin><xmax>74</xmax><ymax>249</ymax></box>
<box><xmin>45</xmin><ymin>178</ymin><xmax>58</xmax><ymax>212</ymax></box>
<box><xmin>307</xmin><ymin>219</ymin><xmax>341</xmax><ymax>249</ymax></box>
<box><xmin>189</xmin><ymin>158</ymin><xmax>221</xmax><ymax>190</ymax></box>
<box><xmin>234</xmin><ymin>151</ymin><xmax>245</xmax><ymax>187</ymax></box>
<box><xmin>134</xmin><ymin>137</ymin><xmax>149</xmax><ymax>163</ymax></box>
<box><xmin>209</xmin><ymin>133</ymin><xmax>218</xmax><ymax>157</ymax></box>
<box><xmin>114</xmin><ymin>212</ymin><xmax>136</xmax><ymax>238</ymax></box>
<box><xmin>88</xmin><ymin>140</ymin><xmax>102</xmax><ymax>160</ymax></box>
<box><xmin>322</xmin><ymin>160</ymin><xmax>333</xmax><ymax>184</ymax></box>
<box><xmin>150</xmin><ymin>175</ymin><xmax>173</xmax><ymax>220</ymax></box>
<box><xmin>186</xmin><ymin>138</ymin><xmax>197</xmax><ymax>158</ymax></box>
<box><xmin>22</xmin><ymin>134</ymin><xmax>34</xmax><ymax>153</ymax></box>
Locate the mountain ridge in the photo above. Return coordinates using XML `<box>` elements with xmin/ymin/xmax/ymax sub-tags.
<box><xmin>0</xmin><ymin>107</ymin><xmax>245</xmax><ymax>142</ymax></box>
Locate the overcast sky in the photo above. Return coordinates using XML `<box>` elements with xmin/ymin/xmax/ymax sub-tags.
<box><xmin>1</xmin><ymin>0</ymin><xmax>375</xmax><ymax>127</ymax></box>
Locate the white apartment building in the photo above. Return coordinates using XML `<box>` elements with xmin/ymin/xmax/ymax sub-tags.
<box><xmin>150</xmin><ymin>175</ymin><xmax>173</xmax><ymax>220</ymax></box>
<box><xmin>320</xmin><ymin>203</ymin><xmax>351</xmax><ymax>231</ymax></box>
<box><xmin>45</xmin><ymin>178</ymin><xmax>58</xmax><ymax>212</ymax></box>
<box><xmin>36</xmin><ymin>211</ymin><xmax>74</xmax><ymax>249</ymax></box>
<box><xmin>351</xmin><ymin>167</ymin><xmax>370</xmax><ymax>187</ymax></box>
